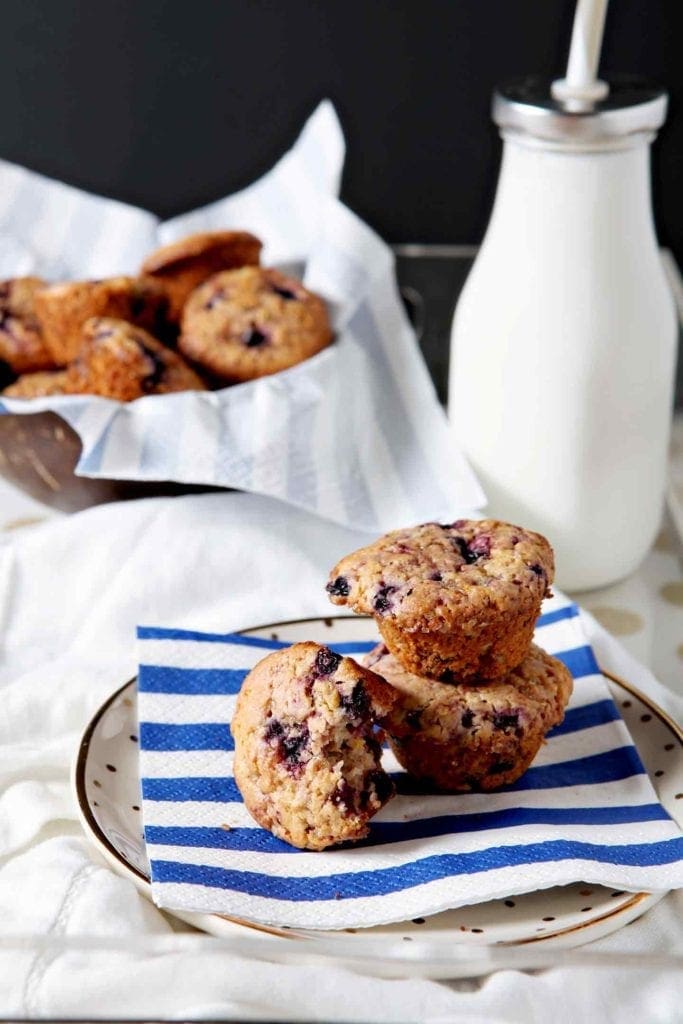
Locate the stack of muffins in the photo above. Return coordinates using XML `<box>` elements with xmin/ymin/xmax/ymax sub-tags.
<box><xmin>0</xmin><ymin>230</ymin><xmax>333</xmax><ymax>401</ymax></box>
<box><xmin>231</xmin><ymin>517</ymin><xmax>574</xmax><ymax>851</ymax></box>
<box><xmin>326</xmin><ymin>518</ymin><xmax>573</xmax><ymax>792</ymax></box>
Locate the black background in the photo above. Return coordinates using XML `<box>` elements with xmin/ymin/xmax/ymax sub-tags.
<box><xmin>1</xmin><ymin>0</ymin><xmax>681</xmax><ymax>258</ymax></box>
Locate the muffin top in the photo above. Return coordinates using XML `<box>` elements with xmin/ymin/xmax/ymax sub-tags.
<box><xmin>70</xmin><ymin>317</ymin><xmax>206</xmax><ymax>401</ymax></box>
<box><xmin>326</xmin><ymin>519</ymin><xmax>554</xmax><ymax>630</ymax></box>
<box><xmin>141</xmin><ymin>231</ymin><xmax>263</xmax><ymax>321</ymax></box>
<box><xmin>141</xmin><ymin>230</ymin><xmax>262</xmax><ymax>276</ymax></box>
<box><xmin>179</xmin><ymin>266</ymin><xmax>333</xmax><ymax>383</ymax></box>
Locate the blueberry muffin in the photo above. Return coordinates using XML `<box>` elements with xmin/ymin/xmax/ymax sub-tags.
<box><xmin>232</xmin><ymin>642</ymin><xmax>397</xmax><ymax>850</ymax></box>
<box><xmin>0</xmin><ymin>277</ymin><xmax>56</xmax><ymax>374</ymax></box>
<box><xmin>68</xmin><ymin>318</ymin><xmax>206</xmax><ymax>401</ymax></box>
<box><xmin>367</xmin><ymin>642</ymin><xmax>572</xmax><ymax>791</ymax></box>
<box><xmin>34</xmin><ymin>276</ymin><xmax>169</xmax><ymax>364</ymax></box>
<box><xmin>140</xmin><ymin>230</ymin><xmax>262</xmax><ymax>321</ymax></box>
<box><xmin>326</xmin><ymin>520</ymin><xmax>554</xmax><ymax>682</ymax></box>
<box><xmin>2</xmin><ymin>369</ymin><xmax>74</xmax><ymax>399</ymax></box>
<box><xmin>179</xmin><ymin>266</ymin><xmax>333</xmax><ymax>384</ymax></box>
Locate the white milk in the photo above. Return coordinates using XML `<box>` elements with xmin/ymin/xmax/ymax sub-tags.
<box><xmin>449</xmin><ymin>82</ymin><xmax>676</xmax><ymax>591</ymax></box>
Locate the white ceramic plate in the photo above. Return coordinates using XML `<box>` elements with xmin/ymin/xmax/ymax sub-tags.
<box><xmin>73</xmin><ymin>615</ymin><xmax>683</xmax><ymax>975</ymax></box>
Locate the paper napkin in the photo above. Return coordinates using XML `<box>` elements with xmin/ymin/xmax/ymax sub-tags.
<box><xmin>0</xmin><ymin>100</ymin><xmax>484</xmax><ymax>532</ymax></box>
<box><xmin>136</xmin><ymin>592</ymin><xmax>683</xmax><ymax>929</ymax></box>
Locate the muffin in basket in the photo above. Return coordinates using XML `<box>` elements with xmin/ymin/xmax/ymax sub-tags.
<box><xmin>34</xmin><ymin>276</ymin><xmax>169</xmax><ymax>364</ymax></box>
<box><xmin>140</xmin><ymin>230</ymin><xmax>263</xmax><ymax>321</ymax></box>
<box><xmin>0</xmin><ymin>276</ymin><xmax>55</xmax><ymax>374</ymax></box>
<box><xmin>68</xmin><ymin>318</ymin><xmax>206</xmax><ymax>401</ymax></box>
<box><xmin>179</xmin><ymin>266</ymin><xmax>333</xmax><ymax>383</ymax></box>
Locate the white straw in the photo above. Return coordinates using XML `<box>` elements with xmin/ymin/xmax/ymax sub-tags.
<box><xmin>552</xmin><ymin>0</ymin><xmax>610</xmax><ymax>105</ymax></box>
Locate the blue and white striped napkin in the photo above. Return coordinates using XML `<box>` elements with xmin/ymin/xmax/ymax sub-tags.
<box><xmin>0</xmin><ymin>100</ymin><xmax>484</xmax><ymax>532</ymax></box>
<box><xmin>136</xmin><ymin>593</ymin><xmax>683</xmax><ymax>929</ymax></box>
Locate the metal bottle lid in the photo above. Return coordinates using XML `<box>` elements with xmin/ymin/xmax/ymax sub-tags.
<box><xmin>493</xmin><ymin>76</ymin><xmax>667</xmax><ymax>147</ymax></box>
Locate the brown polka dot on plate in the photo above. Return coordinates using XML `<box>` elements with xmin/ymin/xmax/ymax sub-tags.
<box><xmin>641</xmin><ymin>714</ymin><xmax>652</xmax><ymax>723</ymax></box>
<box><xmin>542</xmin><ymin>916</ymin><xmax>555</xmax><ymax>922</ymax></box>
<box><xmin>655</xmin><ymin>770</ymin><xmax>665</xmax><ymax>777</ymax></box>
<box><xmin>471</xmin><ymin>928</ymin><xmax>483</xmax><ymax>933</ymax></box>
<box><xmin>581</xmin><ymin>907</ymin><xmax>592</xmax><ymax>912</ymax></box>
<box><xmin>622</xmin><ymin>700</ymin><xmax>632</xmax><ymax>708</ymax></box>
<box><xmin>412</xmin><ymin>917</ymin><xmax>425</xmax><ymax>924</ymax></box>
<box><xmin>504</xmin><ymin>900</ymin><xmax>515</xmax><ymax>908</ymax></box>
<box><xmin>106</xmin><ymin>764</ymin><xmax>117</xmax><ymax>772</ymax></box>
<box><xmin>665</xmin><ymin>743</ymin><xmax>675</xmax><ymax>751</ymax></box>
<box><xmin>130</xmin><ymin>735</ymin><xmax>138</xmax><ymax>743</ymax></box>
<box><xmin>92</xmin><ymin>779</ymin><xmax>102</xmax><ymax>788</ymax></box>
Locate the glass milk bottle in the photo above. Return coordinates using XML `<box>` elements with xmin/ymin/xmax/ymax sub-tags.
<box><xmin>449</xmin><ymin>79</ymin><xmax>677</xmax><ymax>591</ymax></box>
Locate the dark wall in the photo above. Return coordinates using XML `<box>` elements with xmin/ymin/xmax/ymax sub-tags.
<box><xmin>1</xmin><ymin>0</ymin><xmax>681</xmax><ymax>257</ymax></box>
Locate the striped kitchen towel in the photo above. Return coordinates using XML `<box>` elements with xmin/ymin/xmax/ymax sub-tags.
<box><xmin>0</xmin><ymin>100</ymin><xmax>484</xmax><ymax>532</ymax></box>
<box><xmin>136</xmin><ymin>593</ymin><xmax>683</xmax><ymax>929</ymax></box>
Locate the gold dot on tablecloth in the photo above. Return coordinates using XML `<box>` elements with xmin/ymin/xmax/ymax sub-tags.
<box><xmin>587</xmin><ymin>606</ymin><xmax>644</xmax><ymax>636</ymax></box>
<box><xmin>660</xmin><ymin>582</ymin><xmax>683</xmax><ymax>606</ymax></box>
<box><xmin>654</xmin><ymin>529</ymin><xmax>675</xmax><ymax>553</ymax></box>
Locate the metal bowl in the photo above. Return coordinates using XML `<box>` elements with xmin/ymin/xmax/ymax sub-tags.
<box><xmin>0</xmin><ymin>411</ymin><xmax>224</xmax><ymax>512</ymax></box>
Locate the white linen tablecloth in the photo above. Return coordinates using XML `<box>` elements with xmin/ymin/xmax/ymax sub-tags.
<box><xmin>0</xmin><ymin>491</ymin><xmax>682</xmax><ymax>1022</ymax></box>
